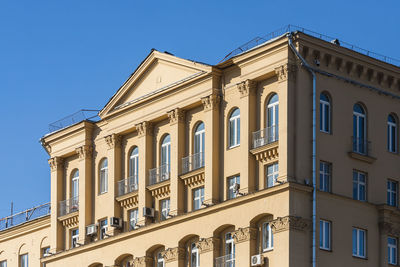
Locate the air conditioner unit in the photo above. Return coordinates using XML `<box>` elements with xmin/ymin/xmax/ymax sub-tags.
<box><xmin>110</xmin><ymin>217</ymin><xmax>122</xmax><ymax>228</ymax></box>
<box><xmin>86</xmin><ymin>224</ymin><xmax>98</xmax><ymax>236</ymax></box>
<box><xmin>143</xmin><ymin>207</ymin><xmax>154</xmax><ymax>218</ymax></box>
<box><xmin>251</xmin><ymin>254</ymin><xmax>264</xmax><ymax>266</ymax></box>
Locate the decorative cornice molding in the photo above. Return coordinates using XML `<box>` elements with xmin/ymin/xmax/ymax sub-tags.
<box><xmin>59</xmin><ymin>214</ymin><xmax>79</xmax><ymax>228</ymax></box>
<box><xmin>75</xmin><ymin>145</ymin><xmax>93</xmax><ymax>160</ymax></box>
<box><xmin>274</xmin><ymin>63</ymin><xmax>297</xmax><ymax>83</ymax></box>
<box><xmin>161</xmin><ymin>247</ymin><xmax>185</xmax><ymax>262</ymax></box>
<box><xmin>133</xmin><ymin>256</ymin><xmax>152</xmax><ymax>267</ymax></box>
<box><xmin>270</xmin><ymin>216</ymin><xmax>310</xmax><ymax>233</ymax></box>
<box><xmin>167</xmin><ymin>108</ymin><xmax>185</xmax><ymax>125</ymax></box>
<box><xmin>233</xmin><ymin>227</ymin><xmax>257</xmax><ymax>243</ymax></box>
<box><xmin>237</xmin><ymin>79</ymin><xmax>257</xmax><ymax>98</ymax></box>
<box><xmin>104</xmin><ymin>134</ymin><xmax>122</xmax><ymax>150</ymax></box>
<box><xmin>135</xmin><ymin>121</ymin><xmax>153</xmax><ymax>137</ymax></box>
<box><xmin>201</xmin><ymin>93</ymin><xmax>221</xmax><ymax>111</ymax></box>
<box><xmin>196</xmin><ymin>237</ymin><xmax>220</xmax><ymax>254</ymax></box>
<box><xmin>48</xmin><ymin>157</ymin><xmax>64</xmax><ymax>172</ymax></box>
<box><xmin>250</xmin><ymin>142</ymin><xmax>279</xmax><ymax>163</ymax></box>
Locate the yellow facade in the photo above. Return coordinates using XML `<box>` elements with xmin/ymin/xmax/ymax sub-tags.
<box><xmin>1</xmin><ymin>31</ymin><xmax>400</xmax><ymax>267</ymax></box>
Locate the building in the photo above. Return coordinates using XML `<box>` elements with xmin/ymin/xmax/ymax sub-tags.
<box><xmin>1</xmin><ymin>26</ymin><xmax>400</xmax><ymax>267</ymax></box>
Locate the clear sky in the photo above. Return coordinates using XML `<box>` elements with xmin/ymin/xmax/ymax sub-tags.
<box><xmin>0</xmin><ymin>0</ymin><xmax>399</xmax><ymax>216</ymax></box>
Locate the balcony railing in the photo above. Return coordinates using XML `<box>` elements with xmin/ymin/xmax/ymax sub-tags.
<box><xmin>351</xmin><ymin>136</ymin><xmax>371</xmax><ymax>156</ymax></box>
<box><xmin>148</xmin><ymin>164</ymin><xmax>170</xmax><ymax>186</ymax></box>
<box><xmin>182</xmin><ymin>152</ymin><xmax>204</xmax><ymax>174</ymax></box>
<box><xmin>252</xmin><ymin>125</ymin><xmax>278</xmax><ymax>149</ymax></box>
<box><xmin>117</xmin><ymin>176</ymin><xmax>138</xmax><ymax>197</ymax></box>
<box><xmin>59</xmin><ymin>196</ymin><xmax>79</xmax><ymax>217</ymax></box>
<box><xmin>0</xmin><ymin>203</ymin><xmax>51</xmax><ymax>231</ymax></box>
<box><xmin>215</xmin><ymin>254</ymin><xmax>235</xmax><ymax>267</ymax></box>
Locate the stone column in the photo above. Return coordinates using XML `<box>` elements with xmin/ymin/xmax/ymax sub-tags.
<box><xmin>105</xmin><ymin>134</ymin><xmax>122</xmax><ymax>234</ymax></box>
<box><xmin>201</xmin><ymin>92</ymin><xmax>220</xmax><ymax>205</ymax></box>
<box><xmin>49</xmin><ymin>157</ymin><xmax>64</xmax><ymax>252</ymax></box>
<box><xmin>237</xmin><ymin>80</ymin><xmax>257</xmax><ymax>194</ymax></box>
<box><xmin>161</xmin><ymin>247</ymin><xmax>185</xmax><ymax>267</ymax></box>
<box><xmin>196</xmin><ymin>237</ymin><xmax>220</xmax><ymax>267</ymax></box>
<box><xmin>76</xmin><ymin>145</ymin><xmax>93</xmax><ymax>243</ymax></box>
<box><xmin>233</xmin><ymin>227</ymin><xmax>258</xmax><ymax>267</ymax></box>
<box><xmin>167</xmin><ymin>108</ymin><xmax>185</xmax><ymax>216</ymax></box>
<box><xmin>136</xmin><ymin>122</ymin><xmax>154</xmax><ymax>225</ymax></box>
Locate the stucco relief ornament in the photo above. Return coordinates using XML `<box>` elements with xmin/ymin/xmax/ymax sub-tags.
<box><xmin>274</xmin><ymin>63</ymin><xmax>297</xmax><ymax>83</ymax></box>
<box><xmin>196</xmin><ymin>237</ymin><xmax>220</xmax><ymax>254</ymax></box>
<box><xmin>167</xmin><ymin>108</ymin><xmax>185</xmax><ymax>125</ymax></box>
<box><xmin>161</xmin><ymin>247</ymin><xmax>185</xmax><ymax>262</ymax></box>
<box><xmin>135</xmin><ymin>121</ymin><xmax>153</xmax><ymax>137</ymax></box>
<box><xmin>201</xmin><ymin>93</ymin><xmax>221</xmax><ymax>111</ymax></box>
<box><xmin>75</xmin><ymin>145</ymin><xmax>93</xmax><ymax>160</ymax></box>
<box><xmin>233</xmin><ymin>227</ymin><xmax>257</xmax><ymax>243</ymax></box>
<box><xmin>48</xmin><ymin>157</ymin><xmax>64</xmax><ymax>171</ymax></box>
<box><xmin>104</xmin><ymin>134</ymin><xmax>121</xmax><ymax>149</ymax></box>
<box><xmin>133</xmin><ymin>256</ymin><xmax>152</xmax><ymax>267</ymax></box>
<box><xmin>237</xmin><ymin>79</ymin><xmax>256</xmax><ymax>98</ymax></box>
<box><xmin>270</xmin><ymin>216</ymin><xmax>310</xmax><ymax>233</ymax></box>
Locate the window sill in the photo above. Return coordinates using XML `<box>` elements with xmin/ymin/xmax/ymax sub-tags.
<box><xmin>320</xmin><ymin>130</ymin><xmax>331</xmax><ymax>135</ymax></box>
<box><xmin>98</xmin><ymin>191</ymin><xmax>108</xmax><ymax>196</ymax></box>
<box><xmin>348</xmin><ymin>151</ymin><xmax>376</xmax><ymax>164</ymax></box>
<box><xmin>228</xmin><ymin>144</ymin><xmax>240</xmax><ymax>150</ymax></box>
<box><xmin>262</xmin><ymin>248</ymin><xmax>273</xmax><ymax>253</ymax></box>
<box><xmin>352</xmin><ymin>255</ymin><xmax>367</xmax><ymax>260</ymax></box>
<box><xmin>319</xmin><ymin>247</ymin><xmax>332</xmax><ymax>252</ymax></box>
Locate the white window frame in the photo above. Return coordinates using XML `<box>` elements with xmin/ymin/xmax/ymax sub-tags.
<box><xmin>387</xmin><ymin>180</ymin><xmax>398</xmax><ymax>207</ymax></box>
<box><xmin>161</xmin><ymin>135</ymin><xmax>171</xmax><ymax>176</ymax></box>
<box><xmin>190</xmin><ymin>242</ymin><xmax>200</xmax><ymax>267</ymax></box>
<box><xmin>225</xmin><ymin>232</ymin><xmax>235</xmax><ymax>265</ymax></box>
<box><xmin>320</xmin><ymin>94</ymin><xmax>331</xmax><ymax>133</ymax></box>
<box><xmin>129</xmin><ymin>209</ymin><xmax>138</xmax><ymax>230</ymax></box>
<box><xmin>229</xmin><ymin>109</ymin><xmax>240</xmax><ymax>148</ymax></box>
<box><xmin>99</xmin><ymin>219</ymin><xmax>108</xmax><ymax>240</ymax></box>
<box><xmin>0</xmin><ymin>260</ymin><xmax>7</xmax><ymax>267</ymax></box>
<box><xmin>262</xmin><ymin>222</ymin><xmax>273</xmax><ymax>251</ymax></box>
<box><xmin>194</xmin><ymin>123</ymin><xmax>205</xmax><ymax>154</ymax></box>
<box><xmin>388</xmin><ymin>236</ymin><xmax>398</xmax><ymax>265</ymax></box>
<box><xmin>352</xmin><ymin>228</ymin><xmax>366</xmax><ymax>258</ymax></box>
<box><xmin>156</xmin><ymin>251</ymin><xmax>165</xmax><ymax>267</ymax></box>
<box><xmin>228</xmin><ymin>175</ymin><xmax>240</xmax><ymax>199</ymax></box>
<box><xmin>161</xmin><ymin>199</ymin><xmax>170</xmax><ymax>221</ymax></box>
<box><xmin>388</xmin><ymin>116</ymin><xmax>397</xmax><ymax>153</ymax></box>
<box><xmin>319</xmin><ymin>162</ymin><xmax>331</xmax><ymax>192</ymax></box>
<box><xmin>353</xmin><ymin>171</ymin><xmax>366</xmax><ymax>201</ymax></box>
<box><xmin>129</xmin><ymin>147</ymin><xmax>139</xmax><ymax>186</ymax></box>
<box><xmin>319</xmin><ymin>220</ymin><xmax>331</xmax><ymax>250</ymax></box>
<box><xmin>20</xmin><ymin>254</ymin><xmax>28</xmax><ymax>267</ymax></box>
<box><xmin>99</xmin><ymin>159</ymin><xmax>108</xmax><ymax>194</ymax></box>
<box><xmin>71</xmin><ymin>228</ymin><xmax>79</xmax><ymax>248</ymax></box>
<box><xmin>267</xmin><ymin>94</ymin><xmax>279</xmax><ymax>142</ymax></box>
<box><xmin>193</xmin><ymin>187</ymin><xmax>204</xmax><ymax>211</ymax></box>
<box><xmin>266</xmin><ymin>163</ymin><xmax>279</xmax><ymax>188</ymax></box>
<box><xmin>353</xmin><ymin>105</ymin><xmax>367</xmax><ymax>154</ymax></box>
<box><xmin>71</xmin><ymin>170</ymin><xmax>79</xmax><ymax>199</ymax></box>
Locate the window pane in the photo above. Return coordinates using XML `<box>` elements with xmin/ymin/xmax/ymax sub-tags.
<box><xmin>352</xmin><ymin>229</ymin><xmax>357</xmax><ymax>255</ymax></box>
<box><xmin>237</xmin><ymin>118</ymin><xmax>240</xmax><ymax>145</ymax></box>
<box><xmin>359</xmin><ymin>230</ymin><xmax>365</xmax><ymax>257</ymax></box>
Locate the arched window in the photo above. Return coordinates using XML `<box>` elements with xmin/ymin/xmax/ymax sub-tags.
<box><xmin>129</xmin><ymin>147</ymin><xmax>139</xmax><ymax>187</ymax></box>
<box><xmin>161</xmin><ymin>135</ymin><xmax>171</xmax><ymax>180</ymax></box>
<box><xmin>267</xmin><ymin>94</ymin><xmax>279</xmax><ymax>142</ymax></box>
<box><xmin>388</xmin><ymin>114</ymin><xmax>398</xmax><ymax>153</ymax></box>
<box><xmin>320</xmin><ymin>93</ymin><xmax>331</xmax><ymax>133</ymax></box>
<box><xmin>194</xmin><ymin>122</ymin><xmax>205</xmax><ymax>169</ymax></box>
<box><xmin>71</xmin><ymin>170</ymin><xmax>79</xmax><ymax>200</ymax></box>
<box><xmin>156</xmin><ymin>250</ymin><xmax>164</xmax><ymax>267</ymax></box>
<box><xmin>229</xmin><ymin>108</ymin><xmax>240</xmax><ymax>148</ymax></box>
<box><xmin>99</xmin><ymin>158</ymin><xmax>108</xmax><ymax>194</ymax></box>
<box><xmin>353</xmin><ymin>104</ymin><xmax>367</xmax><ymax>154</ymax></box>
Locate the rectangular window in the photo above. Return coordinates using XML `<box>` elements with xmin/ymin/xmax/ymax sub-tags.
<box><xmin>190</xmin><ymin>242</ymin><xmax>200</xmax><ymax>267</ymax></box>
<box><xmin>388</xmin><ymin>237</ymin><xmax>398</xmax><ymax>265</ymax></box>
<box><xmin>99</xmin><ymin>219</ymin><xmax>108</xmax><ymax>240</ymax></box>
<box><xmin>100</xmin><ymin>168</ymin><xmax>108</xmax><ymax>194</ymax></box>
<box><xmin>193</xmin><ymin>187</ymin><xmax>204</xmax><ymax>211</ymax></box>
<box><xmin>319</xmin><ymin>162</ymin><xmax>331</xmax><ymax>192</ymax></box>
<box><xmin>387</xmin><ymin>180</ymin><xmax>398</xmax><ymax>207</ymax></box>
<box><xmin>161</xmin><ymin>199</ymin><xmax>170</xmax><ymax>221</ymax></box>
<box><xmin>20</xmin><ymin>254</ymin><xmax>28</xmax><ymax>267</ymax></box>
<box><xmin>262</xmin><ymin>222</ymin><xmax>273</xmax><ymax>251</ymax></box>
<box><xmin>129</xmin><ymin>209</ymin><xmax>139</xmax><ymax>230</ymax></box>
<box><xmin>71</xmin><ymin>228</ymin><xmax>79</xmax><ymax>248</ymax></box>
<box><xmin>319</xmin><ymin>220</ymin><xmax>331</xmax><ymax>250</ymax></box>
<box><xmin>353</xmin><ymin>171</ymin><xmax>366</xmax><ymax>201</ymax></box>
<box><xmin>228</xmin><ymin>175</ymin><xmax>240</xmax><ymax>199</ymax></box>
<box><xmin>266</xmin><ymin>163</ymin><xmax>279</xmax><ymax>188</ymax></box>
<box><xmin>352</xmin><ymin>228</ymin><xmax>366</xmax><ymax>258</ymax></box>
<box><xmin>0</xmin><ymin>261</ymin><xmax>7</xmax><ymax>267</ymax></box>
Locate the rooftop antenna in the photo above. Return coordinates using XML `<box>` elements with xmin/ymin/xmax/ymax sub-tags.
<box><xmin>10</xmin><ymin>201</ymin><xmax>13</xmax><ymax>226</ymax></box>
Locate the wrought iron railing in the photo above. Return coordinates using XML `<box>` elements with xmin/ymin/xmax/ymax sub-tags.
<box><xmin>351</xmin><ymin>136</ymin><xmax>371</xmax><ymax>156</ymax></box>
<box><xmin>0</xmin><ymin>203</ymin><xmax>51</xmax><ymax>231</ymax></box>
<box><xmin>215</xmin><ymin>254</ymin><xmax>235</xmax><ymax>267</ymax></box>
<box><xmin>48</xmin><ymin>109</ymin><xmax>100</xmax><ymax>133</ymax></box>
<box><xmin>117</xmin><ymin>176</ymin><xmax>138</xmax><ymax>197</ymax></box>
<box><xmin>148</xmin><ymin>164</ymin><xmax>170</xmax><ymax>186</ymax></box>
<box><xmin>252</xmin><ymin>125</ymin><xmax>279</xmax><ymax>149</ymax></box>
<box><xmin>182</xmin><ymin>152</ymin><xmax>204</xmax><ymax>174</ymax></box>
<box><xmin>58</xmin><ymin>196</ymin><xmax>79</xmax><ymax>217</ymax></box>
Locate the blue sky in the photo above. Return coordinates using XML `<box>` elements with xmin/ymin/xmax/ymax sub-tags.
<box><xmin>0</xmin><ymin>0</ymin><xmax>399</xmax><ymax>216</ymax></box>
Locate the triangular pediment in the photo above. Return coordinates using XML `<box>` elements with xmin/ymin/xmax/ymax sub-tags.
<box><xmin>99</xmin><ymin>50</ymin><xmax>211</xmax><ymax>118</ymax></box>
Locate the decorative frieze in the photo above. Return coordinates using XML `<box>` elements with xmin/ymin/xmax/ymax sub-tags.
<box><xmin>59</xmin><ymin>214</ymin><xmax>79</xmax><ymax>228</ymax></box>
<box><xmin>250</xmin><ymin>142</ymin><xmax>279</xmax><ymax>163</ymax></box>
<box><xmin>104</xmin><ymin>134</ymin><xmax>121</xmax><ymax>149</ymax></box>
<box><xmin>147</xmin><ymin>182</ymin><xmax>171</xmax><ymax>198</ymax></box>
<box><xmin>135</xmin><ymin>121</ymin><xmax>153</xmax><ymax>137</ymax></box>
<box><xmin>196</xmin><ymin>237</ymin><xmax>220</xmax><ymax>254</ymax></box>
<box><xmin>75</xmin><ymin>145</ymin><xmax>93</xmax><ymax>160</ymax></box>
<box><xmin>201</xmin><ymin>93</ymin><xmax>220</xmax><ymax>111</ymax></box>
<box><xmin>167</xmin><ymin>108</ymin><xmax>185</xmax><ymax>125</ymax></box>
<box><xmin>48</xmin><ymin>157</ymin><xmax>64</xmax><ymax>172</ymax></box>
<box><xmin>237</xmin><ymin>79</ymin><xmax>256</xmax><ymax>98</ymax></box>
<box><xmin>133</xmin><ymin>256</ymin><xmax>152</xmax><ymax>267</ymax></box>
<box><xmin>274</xmin><ymin>63</ymin><xmax>297</xmax><ymax>83</ymax></box>
<box><xmin>270</xmin><ymin>216</ymin><xmax>310</xmax><ymax>233</ymax></box>
<box><xmin>161</xmin><ymin>247</ymin><xmax>185</xmax><ymax>263</ymax></box>
<box><xmin>180</xmin><ymin>168</ymin><xmax>205</xmax><ymax>187</ymax></box>
<box><xmin>116</xmin><ymin>193</ymin><xmax>139</xmax><ymax>209</ymax></box>
<box><xmin>233</xmin><ymin>227</ymin><xmax>257</xmax><ymax>244</ymax></box>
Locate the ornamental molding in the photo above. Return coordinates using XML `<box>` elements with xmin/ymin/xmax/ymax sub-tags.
<box><xmin>104</xmin><ymin>134</ymin><xmax>122</xmax><ymax>149</ymax></box>
<box><xmin>233</xmin><ymin>227</ymin><xmax>257</xmax><ymax>243</ymax></box>
<box><xmin>133</xmin><ymin>256</ymin><xmax>152</xmax><ymax>267</ymax></box>
<box><xmin>48</xmin><ymin>157</ymin><xmax>64</xmax><ymax>172</ymax></box>
<box><xmin>75</xmin><ymin>145</ymin><xmax>93</xmax><ymax>160</ymax></box>
<box><xmin>270</xmin><ymin>216</ymin><xmax>310</xmax><ymax>233</ymax></box>
<box><xmin>180</xmin><ymin>168</ymin><xmax>205</xmax><ymax>187</ymax></box>
<box><xmin>201</xmin><ymin>93</ymin><xmax>221</xmax><ymax>111</ymax></box>
<box><xmin>250</xmin><ymin>142</ymin><xmax>279</xmax><ymax>163</ymax></box>
<box><xmin>147</xmin><ymin>182</ymin><xmax>171</xmax><ymax>199</ymax></box>
<box><xmin>167</xmin><ymin>108</ymin><xmax>185</xmax><ymax>125</ymax></box>
<box><xmin>116</xmin><ymin>192</ymin><xmax>139</xmax><ymax>209</ymax></box>
<box><xmin>135</xmin><ymin>121</ymin><xmax>154</xmax><ymax>137</ymax></box>
<box><xmin>379</xmin><ymin>221</ymin><xmax>400</xmax><ymax>236</ymax></box>
<box><xmin>59</xmin><ymin>213</ymin><xmax>79</xmax><ymax>228</ymax></box>
<box><xmin>161</xmin><ymin>247</ymin><xmax>185</xmax><ymax>262</ymax></box>
<box><xmin>237</xmin><ymin>79</ymin><xmax>257</xmax><ymax>98</ymax></box>
<box><xmin>196</xmin><ymin>237</ymin><xmax>220</xmax><ymax>254</ymax></box>
<box><xmin>274</xmin><ymin>63</ymin><xmax>297</xmax><ymax>83</ymax></box>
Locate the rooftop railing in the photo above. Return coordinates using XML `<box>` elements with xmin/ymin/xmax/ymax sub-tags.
<box><xmin>215</xmin><ymin>254</ymin><xmax>235</xmax><ymax>267</ymax></box>
<box><xmin>48</xmin><ymin>109</ymin><xmax>100</xmax><ymax>133</ymax></box>
<box><xmin>351</xmin><ymin>136</ymin><xmax>371</xmax><ymax>156</ymax></box>
<box><xmin>252</xmin><ymin>125</ymin><xmax>278</xmax><ymax>149</ymax></box>
<box><xmin>148</xmin><ymin>164</ymin><xmax>170</xmax><ymax>186</ymax></box>
<box><xmin>117</xmin><ymin>176</ymin><xmax>138</xmax><ymax>197</ymax></box>
<box><xmin>182</xmin><ymin>152</ymin><xmax>204</xmax><ymax>174</ymax></box>
<box><xmin>58</xmin><ymin>196</ymin><xmax>79</xmax><ymax>217</ymax></box>
<box><xmin>0</xmin><ymin>203</ymin><xmax>51</xmax><ymax>231</ymax></box>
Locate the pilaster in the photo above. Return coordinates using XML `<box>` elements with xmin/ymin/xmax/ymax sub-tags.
<box><xmin>49</xmin><ymin>157</ymin><xmax>64</xmax><ymax>252</ymax></box>
<box><xmin>196</xmin><ymin>237</ymin><xmax>220</xmax><ymax>267</ymax></box>
<box><xmin>233</xmin><ymin>227</ymin><xmax>258</xmax><ymax>267</ymax></box>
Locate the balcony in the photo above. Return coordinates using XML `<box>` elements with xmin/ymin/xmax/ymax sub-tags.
<box><xmin>148</xmin><ymin>164</ymin><xmax>170</xmax><ymax>186</ymax></box>
<box><xmin>182</xmin><ymin>152</ymin><xmax>204</xmax><ymax>174</ymax></box>
<box><xmin>349</xmin><ymin>136</ymin><xmax>375</xmax><ymax>164</ymax></box>
<box><xmin>117</xmin><ymin>176</ymin><xmax>138</xmax><ymax>197</ymax></box>
<box><xmin>252</xmin><ymin>125</ymin><xmax>278</xmax><ymax>149</ymax></box>
<box><xmin>58</xmin><ymin>196</ymin><xmax>79</xmax><ymax>217</ymax></box>
<box><xmin>215</xmin><ymin>254</ymin><xmax>235</xmax><ymax>267</ymax></box>
<box><xmin>0</xmin><ymin>203</ymin><xmax>50</xmax><ymax>231</ymax></box>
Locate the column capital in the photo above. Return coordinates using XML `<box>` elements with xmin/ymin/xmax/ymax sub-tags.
<box><xmin>201</xmin><ymin>93</ymin><xmax>221</xmax><ymax>112</ymax></box>
<box><xmin>135</xmin><ymin>121</ymin><xmax>153</xmax><ymax>137</ymax></box>
<box><xmin>75</xmin><ymin>145</ymin><xmax>93</xmax><ymax>160</ymax></box>
<box><xmin>196</xmin><ymin>237</ymin><xmax>220</xmax><ymax>254</ymax></box>
<box><xmin>237</xmin><ymin>79</ymin><xmax>257</xmax><ymax>98</ymax></box>
<box><xmin>270</xmin><ymin>215</ymin><xmax>310</xmax><ymax>233</ymax></box>
<box><xmin>167</xmin><ymin>108</ymin><xmax>185</xmax><ymax>125</ymax></box>
<box><xmin>274</xmin><ymin>63</ymin><xmax>297</xmax><ymax>83</ymax></box>
<box><xmin>233</xmin><ymin>227</ymin><xmax>258</xmax><ymax>244</ymax></box>
<box><xmin>161</xmin><ymin>247</ymin><xmax>185</xmax><ymax>263</ymax></box>
<box><xmin>48</xmin><ymin>157</ymin><xmax>64</xmax><ymax>172</ymax></box>
<box><xmin>104</xmin><ymin>133</ymin><xmax>122</xmax><ymax>150</ymax></box>
<box><xmin>133</xmin><ymin>256</ymin><xmax>152</xmax><ymax>267</ymax></box>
